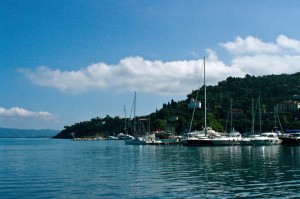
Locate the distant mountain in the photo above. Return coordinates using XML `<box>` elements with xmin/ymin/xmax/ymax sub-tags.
<box><xmin>0</xmin><ymin>127</ymin><xmax>60</xmax><ymax>138</ymax></box>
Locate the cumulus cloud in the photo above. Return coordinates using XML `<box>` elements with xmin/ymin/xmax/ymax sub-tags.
<box><xmin>222</xmin><ymin>35</ymin><xmax>300</xmax><ymax>76</ymax></box>
<box><xmin>221</xmin><ymin>36</ymin><xmax>280</xmax><ymax>55</ymax></box>
<box><xmin>0</xmin><ymin>107</ymin><xmax>54</xmax><ymax>118</ymax></box>
<box><xmin>276</xmin><ymin>35</ymin><xmax>300</xmax><ymax>53</ymax></box>
<box><xmin>19</xmin><ymin>52</ymin><xmax>246</xmax><ymax>95</ymax></box>
<box><xmin>20</xmin><ymin>35</ymin><xmax>300</xmax><ymax>95</ymax></box>
<box><xmin>0</xmin><ymin>107</ymin><xmax>66</xmax><ymax>129</ymax></box>
<box><xmin>20</xmin><ymin>56</ymin><xmax>211</xmax><ymax>95</ymax></box>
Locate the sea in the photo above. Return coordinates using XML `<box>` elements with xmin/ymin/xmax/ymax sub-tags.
<box><xmin>0</xmin><ymin>138</ymin><xmax>299</xmax><ymax>199</ymax></box>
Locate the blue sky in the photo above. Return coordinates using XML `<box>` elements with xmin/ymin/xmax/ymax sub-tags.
<box><xmin>1</xmin><ymin>0</ymin><xmax>300</xmax><ymax>130</ymax></box>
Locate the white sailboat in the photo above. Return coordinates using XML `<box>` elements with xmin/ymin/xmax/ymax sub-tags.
<box><xmin>250</xmin><ymin>106</ymin><xmax>282</xmax><ymax>146</ymax></box>
<box><xmin>240</xmin><ymin>98</ymin><xmax>259</xmax><ymax>146</ymax></box>
<box><xmin>185</xmin><ymin>57</ymin><xmax>219</xmax><ymax>146</ymax></box>
<box><xmin>117</xmin><ymin>105</ymin><xmax>134</xmax><ymax>140</ymax></box>
<box><xmin>125</xmin><ymin>92</ymin><xmax>151</xmax><ymax>145</ymax></box>
<box><xmin>212</xmin><ymin>130</ymin><xmax>242</xmax><ymax>146</ymax></box>
<box><xmin>212</xmin><ymin>99</ymin><xmax>242</xmax><ymax>146</ymax></box>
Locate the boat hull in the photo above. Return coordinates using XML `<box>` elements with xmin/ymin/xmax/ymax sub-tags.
<box><xmin>185</xmin><ymin>139</ymin><xmax>214</xmax><ymax>146</ymax></box>
<box><xmin>125</xmin><ymin>140</ymin><xmax>148</xmax><ymax>145</ymax></box>
<box><xmin>212</xmin><ymin>138</ymin><xmax>241</xmax><ymax>146</ymax></box>
<box><xmin>251</xmin><ymin>139</ymin><xmax>281</xmax><ymax>146</ymax></box>
<box><xmin>240</xmin><ymin>138</ymin><xmax>252</xmax><ymax>146</ymax></box>
<box><xmin>250</xmin><ymin>132</ymin><xmax>282</xmax><ymax>146</ymax></box>
<box><xmin>281</xmin><ymin>138</ymin><xmax>300</xmax><ymax>145</ymax></box>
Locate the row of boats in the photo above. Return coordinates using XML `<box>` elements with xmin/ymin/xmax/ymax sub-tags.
<box><xmin>184</xmin><ymin>129</ymin><xmax>300</xmax><ymax>146</ymax></box>
<box><xmin>72</xmin><ymin>130</ymin><xmax>300</xmax><ymax>146</ymax></box>
<box><xmin>124</xmin><ymin>130</ymin><xmax>300</xmax><ymax>146</ymax></box>
<box><xmin>72</xmin><ymin>133</ymin><xmax>135</xmax><ymax>141</ymax></box>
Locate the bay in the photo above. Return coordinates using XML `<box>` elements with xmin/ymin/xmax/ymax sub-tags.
<box><xmin>0</xmin><ymin>138</ymin><xmax>299</xmax><ymax>198</ymax></box>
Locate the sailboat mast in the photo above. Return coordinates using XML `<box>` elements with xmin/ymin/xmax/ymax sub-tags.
<box><xmin>274</xmin><ymin>106</ymin><xmax>277</xmax><ymax>132</ymax></box>
<box><xmin>230</xmin><ymin>98</ymin><xmax>233</xmax><ymax>133</ymax></box>
<box><xmin>275</xmin><ymin>106</ymin><xmax>283</xmax><ymax>133</ymax></box>
<box><xmin>124</xmin><ymin>105</ymin><xmax>127</xmax><ymax>135</ymax></box>
<box><xmin>252</xmin><ymin>99</ymin><xmax>255</xmax><ymax>134</ymax></box>
<box><xmin>147</xmin><ymin>117</ymin><xmax>150</xmax><ymax>134</ymax></box>
<box><xmin>259</xmin><ymin>93</ymin><xmax>262</xmax><ymax>133</ymax></box>
<box><xmin>204</xmin><ymin>57</ymin><xmax>207</xmax><ymax>135</ymax></box>
<box><xmin>133</xmin><ymin>92</ymin><xmax>136</xmax><ymax>136</ymax></box>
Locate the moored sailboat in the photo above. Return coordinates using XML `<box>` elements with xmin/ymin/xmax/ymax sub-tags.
<box><xmin>251</xmin><ymin>106</ymin><xmax>283</xmax><ymax>146</ymax></box>
<box><xmin>118</xmin><ymin>105</ymin><xmax>134</xmax><ymax>140</ymax></box>
<box><xmin>212</xmin><ymin>132</ymin><xmax>242</xmax><ymax>146</ymax></box>
<box><xmin>212</xmin><ymin>99</ymin><xmax>242</xmax><ymax>146</ymax></box>
<box><xmin>185</xmin><ymin>57</ymin><xmax>219</xmax><ymax>146</ymax></box>
<box><xmin>125</xmin><ymin>93</ymin><xmax>158</xmax><ymax>145</ymax></box>
<box><xmin>125</xmin><ymin>92</ymin><xmax>149</xmax><ymax>145</ymax></box>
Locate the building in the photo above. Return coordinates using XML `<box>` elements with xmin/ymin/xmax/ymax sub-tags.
<box><xmin>289</xmin><ymin>101</ymin><xmax>300</xmax><ymax>111</ymax></box>
<box><xmin>188</xmin><ymin>98</ymin><xmax>201</xmax><ymax>109</ymax></box>
<box><xmin>276</xmin><ymin>101</ymin><xmax>300</xmax><ymax>112</ymax></box>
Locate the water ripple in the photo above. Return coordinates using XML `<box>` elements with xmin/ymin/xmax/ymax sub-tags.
<box><xmin>1</xmin><ymin>139</ymin><xmax>300</xmax><ymax>198</ymax></box>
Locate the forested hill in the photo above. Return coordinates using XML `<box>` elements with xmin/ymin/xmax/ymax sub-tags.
<box><xmin>53</xmin><ymin>72</ymin><xmax>300</xmax><ymax>139</ymax></box>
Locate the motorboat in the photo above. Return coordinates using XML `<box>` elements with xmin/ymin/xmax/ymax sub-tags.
<box><xmin>117</xmin><ymin>133</ymin><xmax>134</xmax><ymax>140</ymax></box>
<box><xmin>125</xmin><ymin>133</ymin><xmax>159</xmax><ymax>145</ymax></box>
<box><xmin>106</xmin><ymin>136</ymin><xmax>119</xmax><ymax>140</ymax></box>
<box><xmin>125</xmin><ymin>137</ymin><xmax>148</xmax><ymax>145</ymax></box>
<box><xmin>250</xmin><ymin>132</ymin><xmax>281</xmax><ymax>146</ymax></box>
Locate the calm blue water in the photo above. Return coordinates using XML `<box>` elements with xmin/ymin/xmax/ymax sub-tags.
<box><xmin>0</xmin><ymin>138</ymin><xmax>300</xmax><ymax>198</ymax></box>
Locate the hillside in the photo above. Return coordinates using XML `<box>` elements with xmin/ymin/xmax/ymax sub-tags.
<box><xmin>0</xmin><ymin>127</ymin><xmax>60</xmax><ymax>138</ymax></box>
<box><xmin>53</xmin><ymin>72</ymin><xmax>300</xmax><ymax>139</ymax></box>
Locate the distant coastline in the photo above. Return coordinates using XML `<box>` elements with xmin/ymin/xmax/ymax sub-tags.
<box><xmin>0</xmin><ymin>127</ymin><xmax>60</xmax><ymax>138</ymax></box>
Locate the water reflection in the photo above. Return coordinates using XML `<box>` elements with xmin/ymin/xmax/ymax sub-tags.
<box><xmin>1</xmin><ymin>139</ymin><xmax>300</xmax><ymax>198</ymax></box>
<box><xmin>127</xmin><ymin>145</ymin><xmax>300</xmax><ymax>198</ymax></box>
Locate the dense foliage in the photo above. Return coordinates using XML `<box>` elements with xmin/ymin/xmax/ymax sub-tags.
<box><xmin>53</xmin><ymin>72</ymin><xmax>300</xmax><ymax>138</ymax></box>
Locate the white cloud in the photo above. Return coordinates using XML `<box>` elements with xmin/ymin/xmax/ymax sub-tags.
<box><xmin>0</xmin><ymin>107</ymin><xmax>66</xmax><ymax>130</ymax></box>
<box><xmin>220</xmin><ymin>36</ymin><xmax>280</xmax><ymax>55</ymax></box>
<box><xmin>231</xmin><ymin>54</ymin><xmax>300</xmax><ymax>75</ymax></box>
<box><xmin>222</xmin><ymin>35</ymin><xmax>300</xmax><ymax>76</ymax></box>
<box><xmin>20</xmin><ymin>35</ymin><xmax>300</xmax><ymax>95</ymax></box>
<box><xmin>20</xmin><ymin>56</ymin><xmax>210</xmax><ymax>95</ymax></box>
<box><xmin>0</xmin><ymin>107</ymin><xmax>54</xmax><ymax>118</ymax></box>
<box><xmin>205</xmin><ymin>49</ymin><xmax>246</xmax><ymax>83</ymax></box>
<box><xmin>276</xmin><ymin>35</ymin><xmax>300</xmax><ymax>53</ymax></box>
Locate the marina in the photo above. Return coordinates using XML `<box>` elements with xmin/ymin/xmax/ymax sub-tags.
<box><xmin>70</xmin><ymin>131</ymin><xmax>300</xmax><ymax>147</ymax></box>
<box><xmin>2</xmin><ymin>1</ymin><xmax>300</xmax><ymax>198</ymax></box>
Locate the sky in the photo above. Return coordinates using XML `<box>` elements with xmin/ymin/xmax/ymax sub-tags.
<box><xmin>1</xmin><ymin>0</ymin><xmax>300</xmax><ymax>130</ymax></box>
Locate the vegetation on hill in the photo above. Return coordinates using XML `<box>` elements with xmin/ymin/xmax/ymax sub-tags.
<box><xmin>53</xmin><ymin>72</ymin><xmax>300</xmax><ymax>139</ymax></box>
